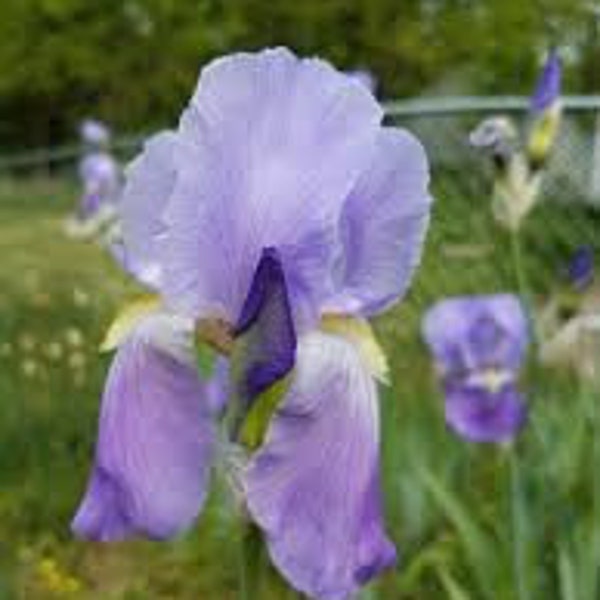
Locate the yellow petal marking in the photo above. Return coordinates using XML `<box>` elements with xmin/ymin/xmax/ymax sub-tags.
<box><xmin>99</xmin><ymin>294</ymin><xmax>161</xmax><ymax>352</ymax></box>
<box><xmin>320</xmin><ymin>314</ymin><xmax>389</xmax><ymax>384</ymax></box>
<box><xmin>527</xmin><ymin>104</ymin><xmax>561</xmax><ymax>165</ymax></box>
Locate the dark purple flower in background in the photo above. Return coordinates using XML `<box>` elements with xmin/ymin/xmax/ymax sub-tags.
<box><xmin>423</xmin><ymin>295</ymin><xmax>529</xmax><ymax>443</ymax></box>
<box><xmin>72</xmin><ymin>48</ymin><xmax>433</xmax><ymax>599</ymax></box>
<box><xmin>530</xmin><ymin>50</ymin><xmax>561</xmax><ymax>115</ymax></box>
<box><xmin>565</xmin><ymin>245</ymin><xmax>595</xmax><ymax>291</ymax></box>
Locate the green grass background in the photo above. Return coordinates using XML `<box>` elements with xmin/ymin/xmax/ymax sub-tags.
<box><xmin>0</xmin><ymin>174</ymin><xmax>598</xmax><ymax>599</ymax></box>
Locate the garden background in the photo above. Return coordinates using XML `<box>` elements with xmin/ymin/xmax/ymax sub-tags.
<box><xmin>1</xmin><ymin>1</ymin><xmax>600</xmax><ymax>598</ymax></box>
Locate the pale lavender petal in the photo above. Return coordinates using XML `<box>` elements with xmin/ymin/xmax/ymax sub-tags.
<box><xmin>346</xmin><ymin>70</ymin><xmax>377</xmax><ymax>94</ymax></box>
<box><xmin>530</xmin><ymin>50</ymin><xmax>561</xmax><ymax>114</ymax></box>
<box><xmin>80</xmin><ymin>119</ymin><xmax>111</xmax><ymax>146</ymax></box>
<box><xmin>328</xmin><ymin>127</ymin><xmax>432</xmax><ymax>316</ymax></box>
<box><xmin>234</xmin><ymin>247</ymin><xmax>296</xmax><ymax>409</ymax></box>
<box><xmin>422</xmin><ymin>295</ymin><xmax>528</xmax><ymax>374</ymax></box>
<box><xmin>118</xmin><ymin>131</ymin><xmax>177</xmax><ymax>289</ymax></box>
<box><xmin>245</xmin><ymin>331</ymin><xmax>396</xmax><ymax>599</ymax></box>
<box><xmin>72</xmin><ymin>325</ymin><xmax>215</xmax><ymax>540</ymax></box>
<box><xmin>444</xmin><ymin>381</ymin><xmax>527</xmax><ymax>443</ymax></box>
<box><xmin>162</xmin><ymin>48</ymin><xmax>382</xmax><ymax>324</ymax></box>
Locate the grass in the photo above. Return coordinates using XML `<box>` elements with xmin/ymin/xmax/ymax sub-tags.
<box><xmin>0</xmin><ymin>174</ymin><xmax>598</xmax><ymax>598</ymax></box>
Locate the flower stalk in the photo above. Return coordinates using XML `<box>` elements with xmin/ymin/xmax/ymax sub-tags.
<box><xmin>508</xmin><ymin>446</ymin><xmax>530</xmax><ymax>600</ymax></box>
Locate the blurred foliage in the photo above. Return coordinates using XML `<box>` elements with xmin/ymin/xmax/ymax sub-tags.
<box><xmin>0</xmin><ymin>0</ymin><xmax>598</xmax><ymax>150</ymax></box>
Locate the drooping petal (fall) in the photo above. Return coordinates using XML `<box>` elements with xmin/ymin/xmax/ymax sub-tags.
<box><xmin>72</xmin><ymin>317</ymin><xmax>216</xmax><ymax>540</ymax></box>
<box><xmin>444</xmin><ymin>380</ymin><xmax>527</xmax><ymax>443</ymax></box>
<box><xmin>245</xmin><ymin>331</ymin><xmax>395</xmax><ymax>599</ymax></box>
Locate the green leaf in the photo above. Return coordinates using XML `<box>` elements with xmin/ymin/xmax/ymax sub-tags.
<box><xmin>436</xmin><ymin>567</ymin><xmax>472</xmax><ymax>600</ymax></box>
<box><xmin>558</xmin><ymin>545</ymin><xmax>578</xmax><ymax>600</ymax></box>
<box><xmin>421</xmin><ymin>468</ymin><xmax>497</xmax><ymax>600</ymax></box>
<box><xmin>239</xmin><ymin>375</ymin><xmax>291</xmax><ymax>450</ymax></box>
<box><xmin>196</xmin><ymin>341</ymin><xmax>217</xmax><ymax>379</ymax></box>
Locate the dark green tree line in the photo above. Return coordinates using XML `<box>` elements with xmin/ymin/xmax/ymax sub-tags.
<box><xmin>0</xmin><ymin>0</ymin><xmax>595</xmax><ymax>150</ymax></box>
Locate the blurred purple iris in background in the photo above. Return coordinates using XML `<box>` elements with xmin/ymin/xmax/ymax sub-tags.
<box><xmin>72</xmin><ymin>48</ymin><xmax>432</xmax><ymax>599</ymax></box>
<box><xmin>527</xmin><ymin>50</ymin><xmax>562</xmax><ymax>170</ymax></box>
<box><xmin>66</xmin><ymin>119</ymin><xmax>121</xmax><ymax>232</ymax></box>
<box><xmin>565</xmin><ymin>245</ymin><xmax>594</xmax><ymax>291</ymax></box>
<box><xmin>423</xmin><ymin>295</ymin><xmax>529</xmax><ymax>443</ymax></box>
<box><xmin>80</xmin><ymin>119</ymin><xmax>111</xmax><ymax>147</ymax></box>
<box><xmin>77</xmin><ymin>152</ymin><xmax>120</xmax><ymax>219</ymax></box>
<box><xmin>468</xmin><ymin>49</ymin><xmax>562</xmax><ymax>231</ymax></box>
<box><xmin>529</xmin><ymin>50</ymin><xmax>561</xmax><ymax>115</ymax></box>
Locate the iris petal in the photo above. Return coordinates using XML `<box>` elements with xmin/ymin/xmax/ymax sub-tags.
<box><xmin>329</xmin><ymin>127</ymin><xmax>432</xmax><ymax>316</ymax></box>
<box><xmin>245</xmin><ymin>331</ymin><xmax>396</xmax><ymax>599</ymax></box>
<box><xmin>233</xmin><ymin>247</ymin><xmax>296</xmax><ymax>407</ymax></box>
<box><xmin>162</xmin><ymin>47</ymin><xmax>382</xmax><ymax>323</ymax></box>
<box><xmin>423</xmin><ymin>295</ymin><xmax>528</xmax><ymax>374</ymax></box>
<box><xmin>444</xmin><ymin>381</ymin><xmax>527</xmax><ymax>443</ymax></box>
<box><xmin>72</xmin><ymin>321</ymin><xmax>216</xmax><ymax>540</ymax></box>
<box><xmin>117</xmin><ymin>131</ymin><xmax>178</xmax><ymax>289</ymax></box>
<box><xmin>530</xmin><ymin>51</ymin><xmax>561</xmax><ymax>114</ymax></box>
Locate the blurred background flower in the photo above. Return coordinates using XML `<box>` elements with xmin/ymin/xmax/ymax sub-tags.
<box><xmin>469</xmin><ymin>51</ymin><xmax>562</xmax><ymax>231</ymax></box>
<box><xmin>423</xmin><ymin>295</ymin><xmax>529</xmax><ymax>443</ymax></box>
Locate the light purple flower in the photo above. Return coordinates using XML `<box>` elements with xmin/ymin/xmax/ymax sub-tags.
<box><xmin>423</xmin><ymin>295</ymin><xmax>528</xmax><ymax>443</ymax></box>
<box><xmin>80</xmin><ymin>119</ymin><xmax>111</xmax><ymax>147</ymax></box>
<box><xmin>78</xmin><ymin>152</ymin><xmax>121</xmax><ymax>219</ymax></box>
<box><xmin>530</xmin><ymin>50</ymin><xmax>561</xmax><ymax>114</ymax></box>
<box><xmin>73</xmin><ymin>47</ymin><xmax>432</xmax><ymax>599</ymax></box>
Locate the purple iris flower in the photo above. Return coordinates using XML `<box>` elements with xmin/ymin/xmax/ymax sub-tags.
<box><xmin>530</xmin><ymin>50</ymin><xmax>561</xmax><ymax>114</ymax></box>
<box><xmin>80</xmin><ymin>119</ymin><xmax>111</xmax><ymax>147</ymax></box>
<box><xmin>565</xmin><ymin>246</ymin><xmax>594</xmax><ymax>291</ymax></box>
<box><xmin>78</xmin><ymin>152</ymin><xmax>121</xmax><ymax>218</ymax></box>
<box><xmin>72</xmin><ymin>48</ymin><xmax>432</xmax><ymax>599</ymax></box>
<box><xmin>77</xmin><ymin>119</ymin><xmax>120</xmax><ymax>219</ymax></box>
<box><xmin>423</xmin><ymin>295</ymin><xmax>529</xmax><ymax>443</ymax></box>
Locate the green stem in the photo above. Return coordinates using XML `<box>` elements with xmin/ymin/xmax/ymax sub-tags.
<box><xmin>509</xmin><ymin>447</ymin><xmax>529</xmax><ymax>600</ymax></box>
<box><xmin>510</xmin><ymin>230</ymin><xmax>527</xmax><ymax>302</ymax></box>
<box><xmin>585</xmin><ymin>378</ymin><xmax>600</xmax><ymax>598</ymax></box>
<box><xmin>510</xmin><ymin>230</ymin><xmax>539</xmax><ymax>348</ymax></box>
<box><xmin>238</xmin><ymin>522</ymin><xmax>264</xmax><ymax>600</ymax></box>
<box><xmin>237</xmin><ymin>527</ymin><xmax>248</xmax><ymax>600</ymax></box>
